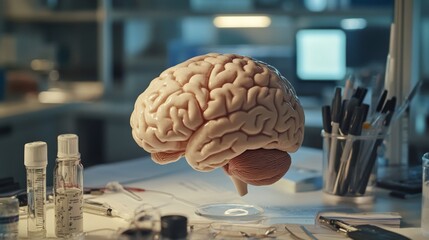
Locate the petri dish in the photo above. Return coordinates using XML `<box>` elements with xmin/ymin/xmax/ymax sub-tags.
<box><xmin>195</xmin><ymin>203</ymin><xmax>263</xmax><ymax>221</ymax></box>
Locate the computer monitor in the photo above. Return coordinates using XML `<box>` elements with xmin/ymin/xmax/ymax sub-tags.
<box><xmin>292</xmin><ymin>28</ymin><xmax>346</xmax><ymax>97</ymax></box>
<box><xmin>296</xmin><ymin>29</ymin><xmax>347</xmax><ymax>81</ymax></box>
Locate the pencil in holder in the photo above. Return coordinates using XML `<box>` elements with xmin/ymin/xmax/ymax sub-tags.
<box><xmin>321</xmin><ymin>131</ymin><xmax>384</xmax><ymax>203</ymax></box>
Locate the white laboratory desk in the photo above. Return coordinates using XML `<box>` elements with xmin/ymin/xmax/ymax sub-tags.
<box><xmin>18</xmin><ymin>147</ymin><xmax>425</xmax><ymax>239</ymax></box>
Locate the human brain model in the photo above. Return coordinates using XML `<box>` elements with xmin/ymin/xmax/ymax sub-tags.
<box><xmin>130</xmin><ymin>53</ymin><xmax>305</xmax><ymax>196</ymax></box>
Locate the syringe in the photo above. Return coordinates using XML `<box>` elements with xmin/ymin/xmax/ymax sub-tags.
<box><xmin>83</xmin><ymin>200</ymin><xmax>126</xmax><ymax>218</ymax></box>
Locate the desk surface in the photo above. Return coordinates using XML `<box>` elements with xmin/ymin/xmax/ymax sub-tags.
<box><xmin>19</xmin><ymin>147</ymin><xmax>425</xmax><ymax>239</ymax></box>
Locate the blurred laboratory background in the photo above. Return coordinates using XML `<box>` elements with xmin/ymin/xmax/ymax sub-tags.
<box><xmin>0</xmin><ymin>0</ymin><xmax>428</xmax><ymax>190</ymax></box>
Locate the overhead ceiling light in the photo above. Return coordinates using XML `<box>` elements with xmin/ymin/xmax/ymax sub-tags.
<box><xmin>304</xmin><ymin>0</ymin><xmax>327</xmax><ymax>12</ymax></box>
<box><xmin>341</xmin><ymin>18</ymin><xmax>367</xmax><ymax>30</ymax></box>
<box><xmin>213</xmin><ymin>15</ymin><xmax>271</xmax><ymax>28</ymax></box>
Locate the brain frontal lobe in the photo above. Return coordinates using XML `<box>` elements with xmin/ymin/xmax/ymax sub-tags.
<box><xmin>130</xmin><ymin>53</ymin><xmax>304</xmax><ymax>170</ymax></box>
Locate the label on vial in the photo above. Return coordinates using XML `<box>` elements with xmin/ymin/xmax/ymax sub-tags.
<box><xmin>27</xmin><ymin>169</ymin><xmax>46</xmax><ymax>232</ymax></box>
<box><xmin>55</xmin><ymin>188</ymin><xmax>83</xmax><ymax>237</ymax></box>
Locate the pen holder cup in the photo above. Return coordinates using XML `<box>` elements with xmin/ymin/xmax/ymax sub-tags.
<box><xmin>321</xmin><ymin>131</ymin><xmax>384</xmax><ymax>203</ymax></box>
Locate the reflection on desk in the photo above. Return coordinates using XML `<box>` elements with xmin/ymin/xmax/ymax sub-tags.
<box><xmin>18</xmin><ymin>147</ymin><xmax>425</xmax><ymax>239</ymax></box>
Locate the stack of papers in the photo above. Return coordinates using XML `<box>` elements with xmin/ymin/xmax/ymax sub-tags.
<box><xmin>273</xmin><ymin>167</ymin><xmax>322</xmax><ymax>192</ymax></box>
<box><xmin>317</xmin><ymin>211</ymin><xmax>402</xmax><ymax>228</ymax></box>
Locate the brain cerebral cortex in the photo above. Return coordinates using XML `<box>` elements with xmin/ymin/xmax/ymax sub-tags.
<box><xmin>130</xmin><ymin>53</ymin><xmax>305</xmax><ymax>172</ymax></box>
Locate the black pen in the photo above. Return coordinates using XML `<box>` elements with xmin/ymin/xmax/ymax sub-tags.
<box><xmin>352</xmin><ymin>87</ymin><xmax>368</xmax><ymax>105</ymax></box>
<box><xmin>376</xmin><ymin>90</ymin><xmax>388</xmax><ymax>113</ymax></box>
<box><xmin>322</xmin><ymin>105</ymin><xmax>333</xmax><ymax>190</ymax></box>
<box><xmin>369</xmin><ymin>89</ymin><xmax>388</xmax><ymax>123</ymax></box>
<box><xmin>361</xmin><ymin>104</ymin><xmax>370</xmax><ymax>123</ymax></box>
<box><xmin>322</xmin><ymin>105</ymin><xmax>332</xmax><ymax>134</ymax></box>
<box><xmin>331</xmin><ymin>88</ymin><xmax>342</xmax><ymax>134</ymax></box>
<box><xmin>352</xmin><ymin>87</ymin><xmax>362</xmax><ymax>98</ymax></box>
<box><xmin>334</xmin><ymin>106</ymin><xmax>365</xmax><ymax>195</ymax></box>
<box><xmin>382</xmin><ymin>97</ymin><xmax>396</xmax><ymax>114</ymax></box>
<box><xmin>357</xmin><ymin>98</ymin><xmax>396</xmax><ymax>194</ymax></box>
<box><xmin>340</xmin><ymin>97</ymin><xmax>359</xmax><ymax>135</ymax></box>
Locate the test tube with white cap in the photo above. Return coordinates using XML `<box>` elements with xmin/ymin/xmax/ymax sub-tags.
<box><xmin>24</xmin><ymin>141</ymin><xmax>48</xmax><ymax>238</ymax></box>
<box><xmin>54</xmin><ymin>134</ymin><xmax>84</xmax><ymax>239</ymax></box>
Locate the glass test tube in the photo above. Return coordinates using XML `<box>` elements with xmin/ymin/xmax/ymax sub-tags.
<box><xmin>54</xmin><ymin>134</ymin><xmax>84</xmax><ymax>239</ymax></box>
<box><xmin>24</xmin><ymin>141</ymin><xmax>48</xmax><ymax>238</ymax></box>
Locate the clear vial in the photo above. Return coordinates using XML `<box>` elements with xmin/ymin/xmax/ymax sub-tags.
<box><xmin>54</xmin><ymin>134</ymin><xmax>84</xmax><ymax>239</ymax></box>
<box><xmin>0</xmin><ymin>197</ymin><xmax>19</xmax><ymax>239</ymax></box>
<box><xmin>24</xmin><ymin>141</ymin><xmax>48</xmax><ymax>238</ymax></box>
